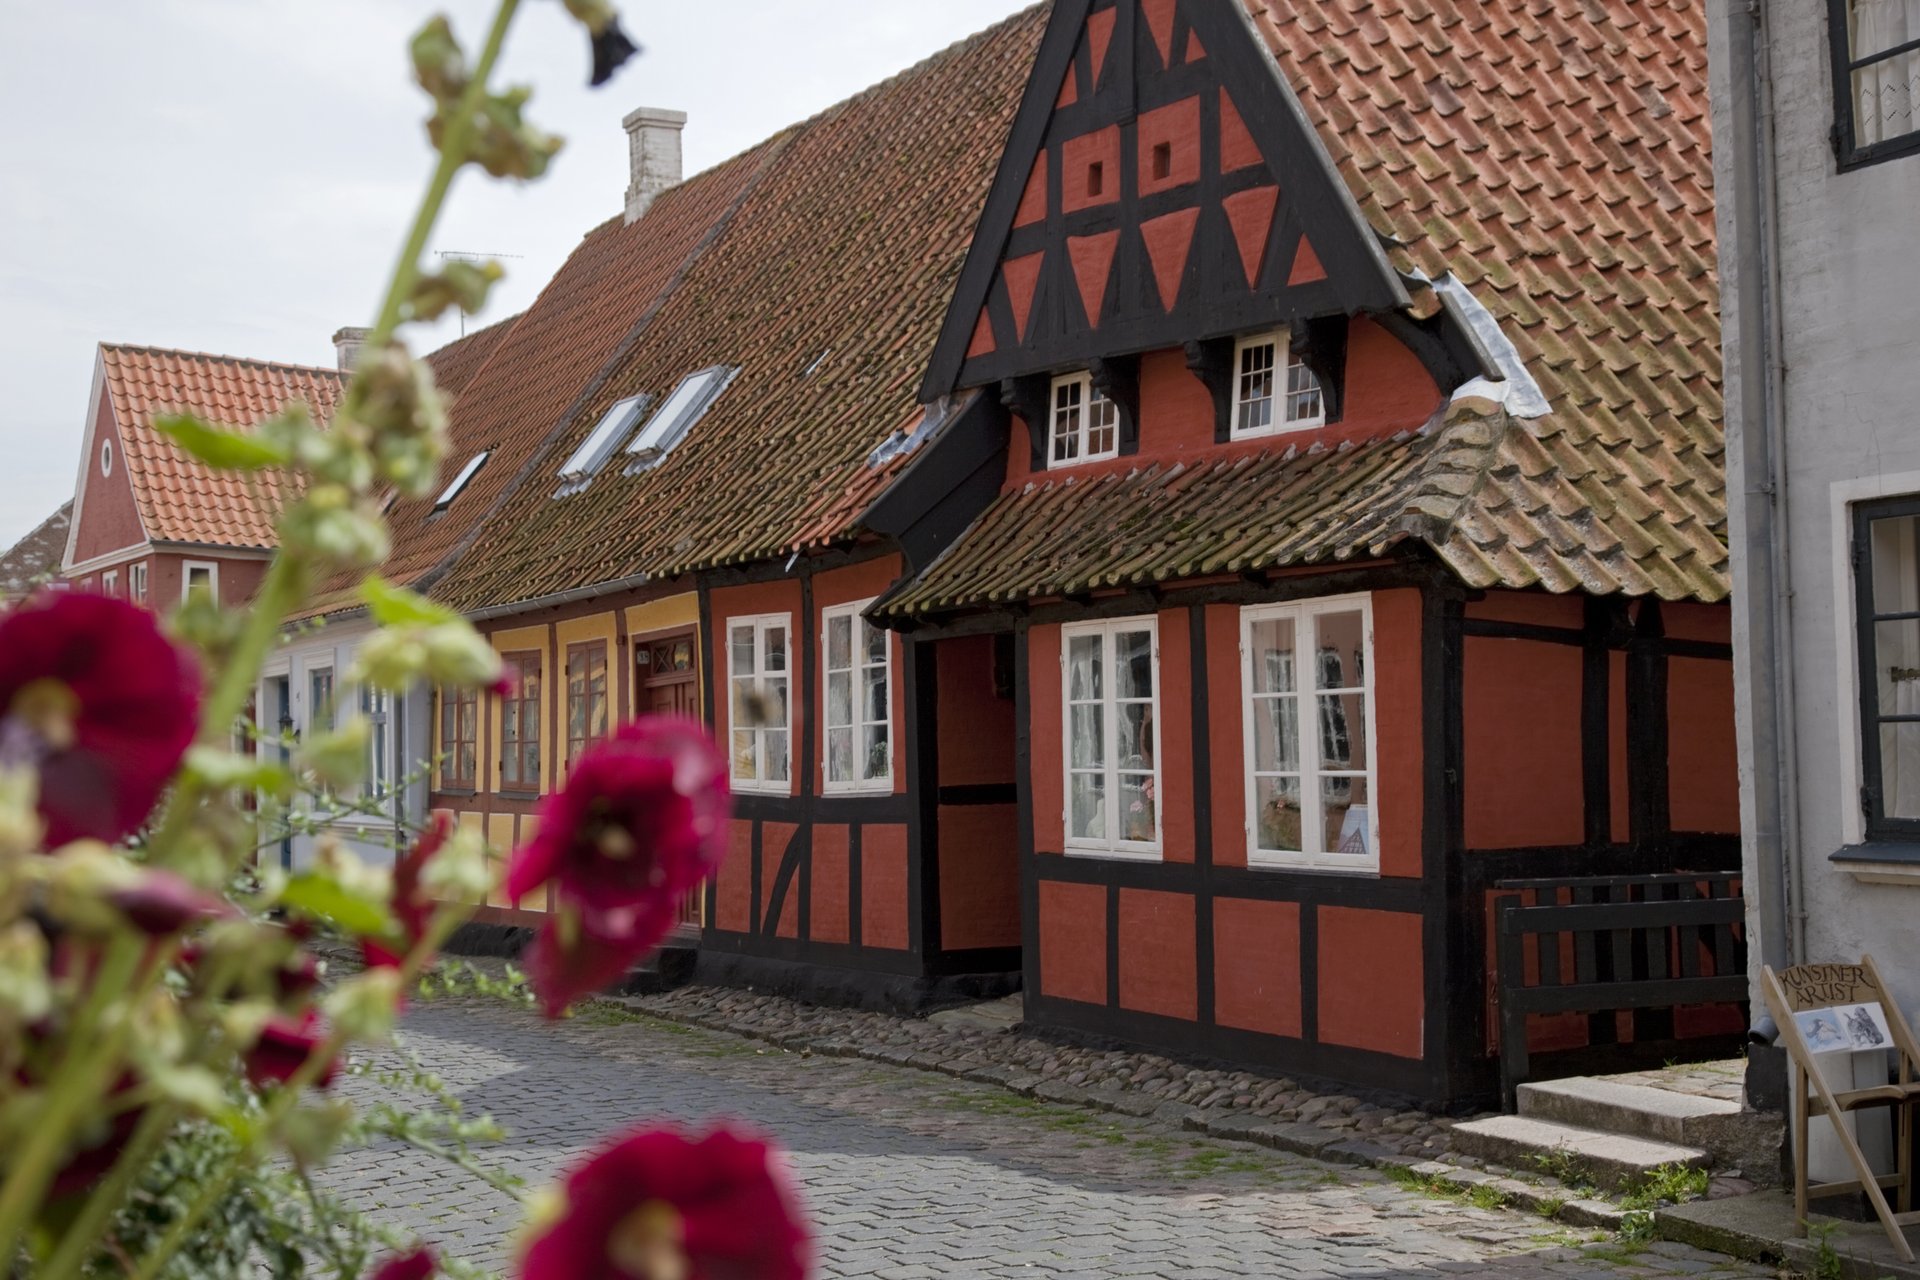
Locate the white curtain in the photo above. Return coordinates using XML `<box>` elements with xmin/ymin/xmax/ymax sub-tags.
<box><xmin>1873</xmin><ymin>517</ymin><xmax>1920</xmax><ymax>818</ymax></box>
<box><xmin>1854</xmin><ymin>0</ymin><xmax>1920</xmax><ymax>145</ymax></box>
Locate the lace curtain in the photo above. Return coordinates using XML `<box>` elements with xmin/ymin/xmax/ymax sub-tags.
<box><xmin>1854</xmin><ymin>0</ymin><xmax>1920</xmax><ymax>144</ymax></box>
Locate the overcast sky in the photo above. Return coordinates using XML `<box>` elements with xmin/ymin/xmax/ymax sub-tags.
<box><xmin>0</xmin><ymin>0</ymin><xmax>1034</xmax><ymax>548</ymax></box>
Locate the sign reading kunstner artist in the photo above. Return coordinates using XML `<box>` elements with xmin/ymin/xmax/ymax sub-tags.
<box><xmin>1793</xmin><ymin>1001</ymin><xmax>1894</xmax><ymax>1053</ymax></box>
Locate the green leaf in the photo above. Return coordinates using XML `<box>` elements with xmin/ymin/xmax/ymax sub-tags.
<box><xmin>154</xmin><ymin>413</ymin><xmax>291</xmax><ymax>472</ymax></box>
<box><xmin>279</xmin><ymin>870</ymin><xmax>394</xmax><ymax>937</ymax></box>
<box><xmin>359</xmin><ymin>574</ymin><xmax>460</xmax><ymax>628</ymax></box>
<box><xmin>184</xmin><ymin>746</ymin><xmax>294</xmax><ymax>797</ymax></box>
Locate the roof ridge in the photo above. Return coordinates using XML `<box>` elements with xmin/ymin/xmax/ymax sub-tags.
<box><xmin>99</xmin><ymin>342</ymin><xmax>345</xmax><ymax>379</ymax></box>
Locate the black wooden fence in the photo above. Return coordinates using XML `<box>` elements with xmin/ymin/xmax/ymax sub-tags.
<box><xmin>1494</xmin><ymin>872</ymin><xmax>1748</xmax><ymax>1108</ymax></box>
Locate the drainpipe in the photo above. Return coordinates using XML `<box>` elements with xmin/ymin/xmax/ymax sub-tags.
<box><xmin>1726</xmin><ymin>0</ymin><xmax>1801</xmax><ymax>979</ymax></box>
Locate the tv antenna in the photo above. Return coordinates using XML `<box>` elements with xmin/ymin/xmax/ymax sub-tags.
<box><xmin>435</xmin><ymin>250</ymin><xmax>523</xmax><ymax>335</ymax></box>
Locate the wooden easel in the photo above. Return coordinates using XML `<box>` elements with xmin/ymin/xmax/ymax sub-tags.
<box><xmin>1761</xmin><ymin>957</ymin><xmax>1920</xmax><ymax>1262</ymax></box>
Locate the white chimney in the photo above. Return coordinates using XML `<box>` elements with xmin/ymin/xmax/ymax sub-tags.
<box><xmin>623</xmin><ymin>107</ymin><xmax>686</xmax><ymax>224</ymax></box>
<box><xmin>332</xmin><ymin>326</ymin><xmax>371</xmax><ymax>371</ymax></box>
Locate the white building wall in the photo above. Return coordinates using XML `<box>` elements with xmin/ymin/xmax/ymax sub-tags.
<box><xmin>1712</xmin><ymin>0</ymin><xmax>1920</xmax><ymax>1019</ymax></box>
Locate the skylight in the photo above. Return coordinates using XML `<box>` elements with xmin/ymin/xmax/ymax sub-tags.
<box><xmin>555</xmin><ymin>394</ymin><xmax>651</xmax><ymax>497</ymax></box>
<box><xmin>432</xmin><ymin>451</ymin><xmax>490</xmax><ymax>513</ymax></box>
<box><xmin>624</xmin><ymin>366</ymin><xmax>737</xmax><ymax>474</ymax></box>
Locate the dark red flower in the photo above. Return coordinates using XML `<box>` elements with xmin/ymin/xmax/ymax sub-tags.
<box><xmin>108</xmin><ymin>868</ymin><xmax>233</xmax><ymax>935</ymax></box>
<box><xmin>522</xmin><ymin>901</ymin><xmax>677</xmax><ymax>1018</ymax></box>
<box><xmin>507</xmin><ymin>718</ymin><xmax>727</xmax><ymax>914</ymax></box>
<box><xmin>367</xmin><ymin>1247</ymin><xmax>438</xmax><ymax>1280</ymax></box>
<box><xmin>245</xmin><ymin>1011</ymin><xmax>338</xmax><ymax>1089</ymax></box>
<box><xmin>48</xmin><ymin>1077</ymin><xmax>142</xmax><ymax>1199</ymax></box>
<box><xmin>517</xmin><ymin>1125</ymin><xmax>809</xmax><ymax>1280</ymax></box>
<box><xmin>0</xmin><ymin>592</ymin><xmax>201</xmax><ymax>848</ymax></box>
<box><xmin>362</xmin><ymin>812</ymin><xmax>452</xmax><ymax>969</ymax></box>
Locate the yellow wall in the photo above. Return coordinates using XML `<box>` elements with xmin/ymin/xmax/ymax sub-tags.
<box><xmin>489</xmin><ymin>623</ymin><xmax>551</xmax><ymax>795</ymax></box>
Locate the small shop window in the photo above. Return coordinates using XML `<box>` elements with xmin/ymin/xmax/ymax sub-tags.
<box><xmin>1049</xmin><ymin>371</ymin><xmax>1120</xmax><ymax>465</ymax></box>
<box><xmin>1240</xmin><ymin>595</ymin><xmax>1378</xmax><ymax>872</ymax></box>
<box><xmin>727</xmin><ymin>615</ymin><xmax>792</xmax><ymax>793</ymax></box>
<box><xmin>1232</xmin><ymin>331</ymin><xmax>1324</xmax><ymax>438</ymax></box>
<box><xmin>1853</xmin><ymin>497</ymin><xmax>1920</xmax><ymax>838</ymax></box>
<box><xmin>1062</xmin><ymin>617</ymin><xmax>1161</xmax><ymax>858</ymax></box>
<box><xmin>500</xmin><ymin>650</ymin><xmax>543</xmax><ymax>791</ymax></box>
<box><xmin>1829</xmin><ymin>0</ymin><xmax>1920</xmax><ymax>168</ymax></box>
<box><xmin>823</xmin><ymin>600</ymin><xmax>891</xmax><ymax>791</ymax></box>
<box><xmin>565</xmin><ymin>642</ymin><xmax>610</xmax><ymax>772</ymax></box>
<box><xmin>130</xmin><ymin>563</ymin><xmax>148</xmax><ymax>604</ymax></box>
<box><xmin>437</xmin><ymin>682</ymin><xmax>477</xmax><ymax>789</ymax></box>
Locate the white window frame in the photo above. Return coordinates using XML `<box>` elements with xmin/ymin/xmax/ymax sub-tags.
<box><xmin>555</xmin><ymin>394</ymin><xmax>650</xmax><ymax>496</ymax></box>
<box><xmin>726</xmin><ymin>613</ymin><xmax>794</xmax><ymax>795</ymax></box>
<box><xmin>624</xmin><ymin>365</ymin><xmax>737</xmax><ymax>473</ymax></box>
<box><xmin>1240</xmin><ymin>593</ymin><xmax>1380</xmax><ymax>873</ymax></box>
<box><xmin>1048</xmin><ymin>371</ymin><xmax>1120</xmax><ymax>465</ymax></box>
<box><xmin>129</xmin><ymin>562</ymin><xmax>147</xmax><ymax>603</ymax></box>
<box><xmin>821</xmin><ymin>600</ymin><xmax>892</xmax><ymax>793</ymax></box>
<box><xmin>433</xmin><ymin>450</ymin><xmax>489</xmax><ymax>512</ymax></box>
<box><xmin>360</xmin><ymin>685</ymin><xmax>393</xmax><ymax>803</ymax></box>
<box><xmin>182</xmin><ymin>560</ymin><xmax>219</xmax><ymax>603</ymax></box>
<box><xmin>1061</xmin><ymin>616</ymin><xmax>1162</xmax><ymax>860</ymax></box>
<box><xmin>102</xmin><ymin>570</ymin><xmax>118</xmax><ymax>596</ymax></box>
<box><xmin>1231</xmin><ymin>330</ymin><xmax>1326</xmax><ymax>439</ymax></box>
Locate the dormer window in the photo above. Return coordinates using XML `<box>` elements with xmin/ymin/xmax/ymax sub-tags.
<box><xmin>556</xmin><ymin>394</ymin><xmax>651</xmax><ymax>497</ymax></box>
<box><xmin>1049</xmin><ymin>371</ymin><xmax>1119</xmax><ymax>465</ymax></box>
<box><xmin>624</xmin><ymin>365</ymin><xmax>737</xmax><ymax>474</ymax></box>
<box><xmin>432</xmin><ymin>450</ymin><xmax>489</xmax><ymax>513</ymax></box>
<box><xmin>1232</xmin><ymin>331</ymin><xmax>1325</xmax><ymax>438</ymax></box>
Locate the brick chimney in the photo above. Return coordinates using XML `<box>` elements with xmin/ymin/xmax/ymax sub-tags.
<box><xmin>331</xmin><ymin>326</ymin><xmax>371</xmax><ymax>371</ymax></box>
<box><xmin>623</xmin><ymin>107</ymin><xmax>686</xmax><ymax>224</ymax></box>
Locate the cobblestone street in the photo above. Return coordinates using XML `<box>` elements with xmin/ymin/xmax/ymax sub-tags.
<box><xmin>326</xmin><ymin>997</ymin><xmax>1780</xmax><ymax>1280</ymax></box>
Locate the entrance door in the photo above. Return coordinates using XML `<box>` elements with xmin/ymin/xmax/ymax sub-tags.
<box><xmin>640</xmin><ymin>633</ymin><xmax>700</xmax><ymax>720</ymax></box>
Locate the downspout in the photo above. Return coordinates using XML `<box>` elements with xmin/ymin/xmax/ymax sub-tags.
<box><xmin>1726</xmin><ymin>0</ymin><xmax>1802</xmax><ymax>972</ymax></box>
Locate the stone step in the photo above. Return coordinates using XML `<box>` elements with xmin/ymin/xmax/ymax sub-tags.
<box><xmin>1450</xmin><ymin>1113</ymin><xmax>1709</xmax><ymax>1192</ymax></box>
<box><xmin>1518</xmin><ymin>1076</ymin><xmax>1741</xmax><ymax>1145</ymax></box>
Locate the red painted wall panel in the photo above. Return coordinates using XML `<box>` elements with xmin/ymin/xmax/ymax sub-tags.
<box><xmin>1117</xmin><ymin>889</ymin><xmax>1196</xmax><ymax>1019</ymax></box>
<box><xmin>1038</xmin><ymin>880</ymin><xmax>1107</xmax><ymax>1004</ymax></box>
<box><xmin>1669</xmin><ymin>657</ymin><xmax>1739</xmax><ymax>834</ymax></box>
<box><xmin>1462</xmin><ymin>636</ymin><xmax>1585</xmax><ymax>849</ymax></box>
<box><xmin>1060</xmin><ymin>125</ymin><xmax>1122</xmax><ymax>214</ymax></box>
<box><xmin>861</xmin><ymin>823</ymin><xmax>910</xmax><ymax>950</ymax></box>
<box><xmin>1136</xmin><ymin>96</ymin><xmax>1202</xmax><ymax>197</ymax></box>
<box><xmin>1156</xmin><ymin>608</ymin><xmax>1195</xmax><ymax>863</ymax></box>
<box><xmin>1464</xmin><ymin>590</ymin><xmax>1585</xmax><ymax>630</ymax></box>
<box><xmin>937</xmin><ymin>804</ymin><xmax>1020</xmax><ymax>951</ymax></box>
<box><xmin>1373</xmin><ymin>588</ymin><xmax>1424</xmax><ymax>879</ymax></box>
<box><xmin>1213</xmin><ymin>898</ymin><xmax>1302</xmax><ymax>1037</ymax></box>
<box><xmin>1317</xmin><ymin>907</ymin><xmax>1424</xmax><ymax>1059</ymax></box>
<box><xmin>714</xmin><ymin>819</ymin><xmax>753</xmax><ymax>933</ymax></box>
<box><xmin>936</xmin><ymin>634</ymin><xmax>1016</xmax><ymax>787</ymax></box>
<box><xmin>762</xmin><ymin>820</ymin><xmax>800</xmax><ymax>939</ymax></box>
<box><xmin>1663</xmin><ymin>602</ymin><xmax>1731</xmax><ymax>645</ymax></box>
<box><xmin>1205</xmin><ymin>604</ymin><xmax>1247</xmax><ymax>868</ymax></box>
<box><xmin>811</xmin><ymin>823</ymin><xmax>851</xmax><ymax>944</ymax></box>
<box><xmin>1029</xmin><ymin>623</ymin><xmax>1065</xmax><ymax>853</ymax></box>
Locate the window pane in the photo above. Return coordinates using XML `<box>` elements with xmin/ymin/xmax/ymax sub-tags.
<box><xmin>1118</xmin><ymin>773</ymin><xmax>1155</xmax><ymax>842</ymax></box>
<box><xmin>863</xmin><ymin>664</ymin><xmax>887</xmax><ymax>722</ymax></box>
<box><xmin>1069</xmin><ymin>771</ymin><xmax>1106</xmax><ymax>840</ymax></box>
<box><xmin>1316</xmin><ymin>611</ymin><xmax>1365</xmax><ymax>688</ymax></box>
<box><xmin>864</xmin><ymin>619</ymin><xmax>887</xmax><ymax>665</ymax></box>
<box><xmin>1255</xmin><ymin>774</ymin><xmax>1303</xmax><ymax>852</ymax></box>
<box><xmin>765</xmin><ymin>628</ymin><xmax>787</xmax><ymax>672</ymax></box>
<box><xmin>1087</xmin><ymin>390</ymin><xmax>1117</xmax><ymax>456</ymax></box>
<box><xmin>1875</xmin><ymin>619</ymin><xmax>1920</xmax><ymax>717</ymax></box>
<box><xmin>1318</xmin><ymin>693</ymin><xmax>1366</xmax><ymax>770</ymax></box>
<box><xmin>1250</xmin><ymin>617</ymin><xmax>1297</xmax><ymax>694</ymax></box>
<box><xmin>827</xmin><ymin>615</ymin><xmax>851</xmax><ymax>670</ymax></box>
<box><xmin>459</xmin><ymin>701</ymin><xmax>476</xmax><ymax>744</ymax></box>
<box><xmin>458</xmin><ymin>744</ymin><xmax>476</xmax><ymax>784</ymax></box>
<box><xmin>827</xmin><ymin>671</ymin><xmax>853</xmax><ymax>728</ymax></box>
<box><xmin>524</xmin><ymin>742</ymin><xmax>540</xmax><ymax>783</ymax></box>
<box><xmin>863</xmin><ymin>724</ymin><xmax>889</xmax><ymax>782</ymax></box>
<box><xmin>730</xmin><ymin>626</ymin><xmax>755</xmax><ymax>674</ymax></box>
<box><xmin>1115</xmin><ymin>629</ymin><xmax>1153</xmax><ymax>700</ymax></box>
<box><xmin>765</xmin><ymin>729</ymin><xmax>790</xmax><ymax>782</ymax></box>
<box><xmin>1286</xmin><ymin>356</ymin><xmax>1323</xmax><ymax>423</ymax></box>
<box><xmin>1851</xmin><ymin>0</ymin><xmax>1920</xmax><ymax>146</ymax></box>
<box><xmin>731</xmin><ymin>729</ymin><xmax>757</xmax><ymax>780</ymax></box>
<box><xmin>1323</xmin><ymin>774</ymin><xmax>1371</xmax><ymax>855</ymax></box>
<box><xmin>502</xmin><ymin>700</ymin><xmax>520</xmax><ymax>740</ymax></box>
<box><xmin>1068</xmin><ymin>635</ymin><xmax>1102</xmax><ymax>701</ymax></box>
<box><xmin>1069</xmin><ymin>704</ymin><xmax>1104</xmax><ymax>768</ymax></box>
<box><xmin>827</xmin><ymin>726</ymin><xmax>854</xmax><ymax>782</ymax></box>
<box><xmin>1252</xmin><ymin>696</ymin><xmax>1300</xmax><ymax>772</ymax></box>
<box><xmin>1117</xmin><ymin>701</ymin><xmax>1154</xmax><ymax>769</ymax></box>
<box><xmin>764</xmin><ymin>677</ymin><xmax>788</xmax><ymax>728</ymax></box>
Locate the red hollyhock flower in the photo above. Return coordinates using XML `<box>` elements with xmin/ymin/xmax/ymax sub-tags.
<box><xmin>362</xmin><ymin>812</ymin><xmax>452</xmax><ymax>969</ymax></box>
<box><xmin>0</xmin><ymin>592</ymin><xmax>201</xmax><ymax>848</ymax></box>
<box><xmin>108</xmin><ymin>868</ymin><xmax>233</xmax><ymax>935</ymax></box>
<box><xmin>245</xmin><ymin>1011</ymin><xmax>338</xmax><ymax>1089</ymax></box>
<box><xmin>507</xmin><ymin>718</ymin><xmax>728</xmax><ymax>912</ymax></box>
<box><xmin>367</xmin><ymin>1247</ymin><xmax>438</xmax><ymax>1280</ymax></box>
<box><xmin>518</xmin><ymin>1125</ymin><xmax>809</xmax><ymax>1280</ymax></box>
<box><xmin>521</xmin><ymin>900</ymin><xmax>676</xmax><ymax>1019</ymax></box>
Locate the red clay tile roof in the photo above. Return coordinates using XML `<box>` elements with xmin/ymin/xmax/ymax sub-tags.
<box><xmin>424</xmin><ymin>313</ymin><xmax>518</xmax><ymax>402</ymax></box>
<box><xmin>429</xmin><ymin>6</ymin><xmax>1050</xmax><ymax>613</ymax></box>
<box><xmin>99</xmin><ymin>344</ymin><xmax>346</xmax><ymax>550</ymax></box>
<box><xmin>891</xmin><ymin>0</ymin><xmax>1726</xmax><ymax>614</ymax></box>
<box><xmin>0</xmin><ymin>501</ymin><xmax>72</xmax><ymax>600</ymax></box>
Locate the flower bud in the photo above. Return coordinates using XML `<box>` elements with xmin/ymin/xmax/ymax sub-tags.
<box><xmin>0</xmin><ymin>921</ymin><xmax>51</xmax><ymax>1025</ymax></box>
<box><xmin>298</xmin><ymin>716</ymin><xmax>371</xmax><ymax>792</ymax></box>
<box><xmin>410</xmin><ymin>15</ymin><xmax>468</xmax><ymax>102</ymax></box>
<box><xmin>109</xmin><ymin>869</ymin><xmax>233</xmax><ymax>936</ymax></box>
<box><xmin>0</xmin><ymin>765</ymin><xmax>42</xmax><ymax>857</ymax></box>
<box><xmin>323</xmin><ymin>967</ymin><xmax>404</xmax><ymax>1044</ymax></box>
<box><xmin>420</xmin><ymin>824</ymin><xmax>490</xmax><ymax>904</ymax></box>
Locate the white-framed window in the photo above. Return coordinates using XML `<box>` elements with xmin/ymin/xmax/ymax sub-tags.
<box><xmin>727</xmin><ymin>614</ymin><xmax>792</xmax><ymax>793</ymax></box>
<box><xmin>130</xmin><ymin>562</ymin><xmax>147</xmax><ymax>603</ymax></box>
<box><xmin>182</xmin><ymin>560</ymin><xmax>218</xmax><ymax>603</ymax></box>
<box><xmin>555</xmin><ymin>394</ymin><xmax>651</xmax><ymax>497</ymax></box>
<box><xmin>1049</xmin><ymin>371</ymin><xmax>1120</xmax><ymax>465</ymax></box>
<box><xmin>1062</xmin><ymin>617</ymin><xmax>1161</xmax><ymax>859</ymax></box>
<box><xmin>624</xmin><ymin>365</ymin><xmax>737</xmax><ymax>473</ymax></box>
<box><xmin>1232</xmin><ymin>330</ymin><xmax>1325</xmax><ymax>437</ymax></box>
<box><xmin>433</xmin><ymin>451</ymin><xmax>489</xmax><ymax>512</ymax></box>
<box><xmin>1240</xmin><ymin>594</ymin><xmax>1378</xmax><ymax>872</ymax></box>
<box><xmin>100</xmin><ymin>440</ymin><xmax>113</xmax><ymax>476</ymax></box>
<box><xmin>102</xmin><ymin>570</ymin><xmax>118</xmax><ymax>597</ymax></box>
<box><xmin>361</xmin><ymin>686</ymin><xmax>392</xmax><ymax>801</ymax></box>
<box><xmin>822</xmin><ymin>600</ymin><xmax>891</xmax><ymax>791</ymax></box>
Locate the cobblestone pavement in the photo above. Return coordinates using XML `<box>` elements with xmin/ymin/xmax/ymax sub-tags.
<box><xmin>328</xmin><ymin>998</ymin><xmax>1780</xmax><ymax>1280</ymax></box>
